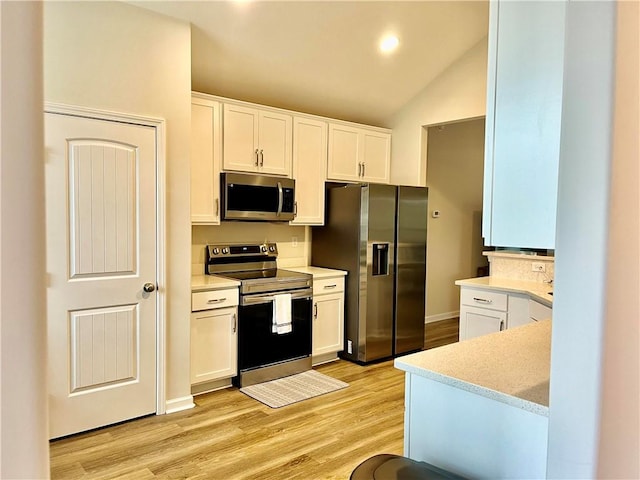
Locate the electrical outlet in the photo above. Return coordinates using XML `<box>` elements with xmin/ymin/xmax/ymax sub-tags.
<box><xmin>532</xmin><ymin>262</ymin><xmax>546</xmax><ymax>273</ymax></box>
<box><xmin>347</xmin><ymin>340</ymin><xmax>353</xmax><ymax>354</ymax></box>
<box><xmin>291</xmin><ymin>236</ymin><xmax>298</xmax><ymax>247</ymax></box>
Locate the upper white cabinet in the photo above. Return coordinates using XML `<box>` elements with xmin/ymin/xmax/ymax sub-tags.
<box><xmin>223</xmin><ymin>103</ymin><xmax>292</xmax><ymax>177</ymax></box>
<box><xmin>327</xmin><ymin>123</ymin><xmax>391</xmax><ymax>184</ymax></box>
<box><xmin>191</xmin><ymin>95</ymin><xmax>222</xmax><ymax>224</ymax></box>
<box><xmin>482</xmin><ymin>0</ymin><xmax>566</xmax><ymax>249</ymax></box>
<box><xmin>291</xmin><ymin>116</ymin><xmax>328</xmax><ymax>225</ymax></box>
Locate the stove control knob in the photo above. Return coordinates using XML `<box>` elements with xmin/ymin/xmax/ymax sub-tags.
<box><xmin>269</xmin><ymin>245</ymin><xmax>276</xmax><ymax>252</ymax></box>
<box><xmin>212</xmin><ymin>247</ymin><xmax>220</xmax><ymax>255</ymax></box>
<box><xmin>261</xmin><ymin>245</ymin><xmax>267</xmax><ymax>253</ymax></box>
<box><xmin>222</xmin><ymin>247</ymin><xmax>229</xmax><ymax>254</ymax></box>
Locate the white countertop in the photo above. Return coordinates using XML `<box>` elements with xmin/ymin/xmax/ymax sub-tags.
<box><xmin>395</xmin><ymin>320</ymin><xmax>551</xmax><ymax>416</ymax></box>
<box><xmin>191</xmin><ymin>275</ymin><xmax>240</xmax><ymax>292</ymax></box>
<box><xmin>284</xmin><ymin>266</ymin><xmax>347</xmax><ymax>278</ymax></box>
<box><xmin>455</xmin><ymin>276</ymin><xmax>553</xmax><ymax>307</ymax></box>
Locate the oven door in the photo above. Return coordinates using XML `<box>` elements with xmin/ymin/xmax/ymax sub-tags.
<box><xmin>237</xmin><ymin>288</ymin><xmax>312</xmax><ymax>373</ymax></box>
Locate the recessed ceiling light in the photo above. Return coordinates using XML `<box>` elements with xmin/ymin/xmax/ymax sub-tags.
<box><xmin>379</xmin><ymin>35</ymin><xmax>399</xmax><ymax>54</ymax></box>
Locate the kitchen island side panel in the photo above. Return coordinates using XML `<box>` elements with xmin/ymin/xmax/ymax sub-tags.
<box><xmin>405</xmin><ymin>373</ymin><xmax>548</xmax><ymax>479</ymax></box>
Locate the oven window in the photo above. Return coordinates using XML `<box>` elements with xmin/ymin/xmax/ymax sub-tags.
<box><xmin>238</xmin><ymin>297</ymin><xmax>312</xmax><ymax>371</ymax></box>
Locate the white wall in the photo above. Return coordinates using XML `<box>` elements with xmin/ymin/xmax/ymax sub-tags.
<box><xmin>547</xmin><ymin>1</ymin><xmax>634</xmax><ymax>478</ymax></box>
<box><xmin>389</xmin><ymin>38</ymin><xmax>487</xmax><ymax>187</ymax></box>
<box><xmin>596</xmin><ymin>1</ymin><xmax>639</xmax><ymax>477</ymax></box>
<box><xmin>44</xmin><ymin>2</ymin><xmax>193</xmax><ymax>408</ymax></box>
<box><xmin>425</xmin><ymin>119</ymin><xmax>486</xmax><ymax>320</ymax></box>
<box><xmin>0</xmin><ymin>2</ymin><xmax>50</xmax><ymax>477</ymax></box>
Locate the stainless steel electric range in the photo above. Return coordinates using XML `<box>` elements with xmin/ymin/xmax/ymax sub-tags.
<box><xmin>206</xmin><ymin>243</ymin><xmax>313</xmax><ymax>387</ymax></box>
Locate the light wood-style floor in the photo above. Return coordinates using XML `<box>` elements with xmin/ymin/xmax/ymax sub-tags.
<box><xmin>50</xmin><ymin>318</ymin><xmax>459</xmax><ymax>480</ymax></box>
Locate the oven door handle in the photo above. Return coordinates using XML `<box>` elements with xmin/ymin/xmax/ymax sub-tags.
<box><xmin>240</xmin><ymin>289</ymin><xmax>312</xmax><ymax>306</ymax></box>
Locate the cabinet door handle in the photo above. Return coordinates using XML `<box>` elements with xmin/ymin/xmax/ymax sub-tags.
<box><xmin>358</xmin><ymin>162</ymin><xmax>363</xmax><ymax>177</ymax></box>
<box><xmin>294</xmin><ymin>201</ymin><xmax>298</xmax><ymax>217</ymax></box>
<box><xmin>499</xmin><ymin>320</ymin><xmax>505</xmax><ymax>331</ymax></box>
<box><xmin>259</xmin><ymin>149</ymin><xmax>264</xmax><ymax>167</ymax></box>
<box><xmin>215</xmin><ymin>198</ymin><xmax>219</xmax><ymax>216</ymax></box>
<box><xmin>473</xmin><ymin>297</ymin><xmax>492</xmax><ymax>304</ymax></box>
<box><xmin>362</xmin><ymin>162</ymin><xmax>365</xmax><ymax>177</ymax></box>
<box><xmin>323</xmin><ymin>284</ymin><xmax>337</xmax><ymax>289</ymax></box>
<box><xmin>207</xmin><ymin>298</ymin><xmax>226</xmax><ymax>304</ymax></box>
<box><xmin>232</xmin><ymin>313</ymin><xmax>237</xmax><ymax>333</ymax></box>
<box><xmin>313</xmin><ymin>303</ymin><xmax>318</xmax><ymax>319</ymax></box>
<box><xmin>255</xmin><ymin>149</ymin><xmax>259</xmax><ymax>166</ymax></box>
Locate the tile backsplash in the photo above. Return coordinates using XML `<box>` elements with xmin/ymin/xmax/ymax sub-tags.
<box><xmin>192</xmin><ymin>223</ymin><xmax>310</xmax><ymax>275</ymax></box>
<box><xmin>485</xmin><ymin>251</ymin><xmax>554</xmax><ymax>283</ymax></box>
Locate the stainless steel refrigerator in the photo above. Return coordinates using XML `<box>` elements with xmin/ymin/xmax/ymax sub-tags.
<box><xmin>311</xmin><ymin>183</ymin><xmax>428</xmax><ymax>363</ymax></box>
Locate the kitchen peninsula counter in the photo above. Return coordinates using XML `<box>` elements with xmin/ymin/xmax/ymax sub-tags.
<box><xmin>395</xmin><ymin>320</ymin><xmax>551</xmax><ymax>415</ymax></box>
<box><xmin>394</xmin><ymin>320</ymin><xmax>551</xmax><ymax>478</ymax></box>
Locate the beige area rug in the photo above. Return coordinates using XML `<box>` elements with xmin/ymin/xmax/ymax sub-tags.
<box><xmin>240</xmin><ymin>370</ymin><xmax>349</xmax><ymax>408</ymax></box>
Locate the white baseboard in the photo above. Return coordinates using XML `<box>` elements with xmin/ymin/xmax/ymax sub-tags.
<box><xmin>165</xmin><ymin>395</ymin><xmax>195</xmax><ymax>414</ymax></box>
<box><xmin>425</xmin><ymin>311</ymin><xmax>459</xmax><ymax>324</ymax></box>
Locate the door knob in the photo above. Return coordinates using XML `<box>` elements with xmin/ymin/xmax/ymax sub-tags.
<box><xmin>143</xmin><ymin>282</ymin><xmax>156</xmax><ymax>293</ymax></box>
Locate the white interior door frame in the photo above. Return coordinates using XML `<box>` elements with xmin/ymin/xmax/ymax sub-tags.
<box><xmin>44</xmin><ymin>101</ymin><xmax>167</xmax><ymax>415</ymax></box>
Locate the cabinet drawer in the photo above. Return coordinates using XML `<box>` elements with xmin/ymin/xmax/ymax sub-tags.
<box><xmin>460</xmin><ymin>287</ymin><xmax>508</xmax><ymax>312</ymax></box>
<box><xmin>192</xmin><ymin>288</ymin><xmax>239</xmax><ymax>312</ymax></box>
<box><xmin>313</xmin><ymin>276</ymin><xmax>345</xmax><ymax>295</ymax></box>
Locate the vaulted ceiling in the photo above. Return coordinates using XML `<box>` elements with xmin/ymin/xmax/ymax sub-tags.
<box><xmin>132</xmin><ymin>1</ymin><xmax>489</xmax><ymax>126</ymax></box>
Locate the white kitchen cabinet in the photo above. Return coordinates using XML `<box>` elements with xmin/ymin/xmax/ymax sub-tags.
<box><xmin>191</xmin><ymin>95</ymin><xmax>222</xmax><ymax>224</ymax></box>
<box><xmin>312</xmin><ymin>276</ymin><xmax>345</xmax><ymax>363</ymax></box>
<box><xmin>190</xmin><ymin>288</ymin><xmax>239</xmax><ymax>386</ymax></box>
<box><xmin>458</xmin><ymin>286</ymin><xmax>550</xmax><ymax>340</ymax></box>
<box><xmin>482</xmin><ymin>0</ymin><xmax>566</xmax><ymax>249</ymax></box>
<box><xmin>460</xmin><ymin>305</ymin><xmax>506</xmax><ymax>340</ymax></box>
<box><xmin>507</xmin><ymin>293</ymin><xmax>532</xmax><ymax>329</ymax></box>
<box><xmin>459</xmin><ymin>287</ymin><xmax>508</xmax><ymax>341</ymax></box>
<box><xmin>530</xmin><ymin>299</ymin><xmax>552</xmax><ymax>322</ymax></box>
<box><xmin>290</xmin><ymin>116</ymin><xmax>327</xmax><ymax>225</ymax></box>
<box><xmin>222</xmin><ymin>103</ymin><xmax>292</xmax><ymax>176</ymax></box>
<box><xmin>327</xmin><ymin>123</ymin><xmax>390</xmax><ymax>184</ymax></box>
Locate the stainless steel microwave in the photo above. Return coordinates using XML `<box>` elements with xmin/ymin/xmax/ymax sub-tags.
<box><xmin>221</xmin><ymin>172</ymin><xmax>295</xmax><ymax>221</ymax></box>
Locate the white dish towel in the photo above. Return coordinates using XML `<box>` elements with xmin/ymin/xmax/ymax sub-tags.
<box><xmin>272</xmin><ymin>293</ymin><xmax>292</xmax><ymax>334</ymax></box>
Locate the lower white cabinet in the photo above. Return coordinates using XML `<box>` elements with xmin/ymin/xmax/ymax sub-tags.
<box><xmin>507</xmin><ymin>293</ymin><xmax>532</xmax><ymax>329</ymax></box>
<box><xmin>459</xmin><ymin>305</ymin><xmax>506</xmax><ymax>340</ymax></box>
<box><xmin>313</xmin><ymin>292</ymin><xmax>344</xmax><ymax>359</ymax></box>
<box><xmin>309</xmin><ymin>274</ymin><xmax>346</xmax><ymax>365</ymax></box>
<box><xmin>190</xmin><ymin>288</ymin><xmax>239</xmax><ymax>386</ymax></box>
<box><xmin>530</xmin><ymin>299</ymin><xmax>552</xmax><ymax>322</ymax></box>
<box><xmin>459</xmin><ymin>286</ymin><xmax>552</xmax><ymax>341</ymax></box>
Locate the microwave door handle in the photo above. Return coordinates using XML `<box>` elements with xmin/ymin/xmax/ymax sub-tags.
<box><xmin>277</xmin><ymin>181</ymin><xmax>283</xmax><ymax>216</ymax></box>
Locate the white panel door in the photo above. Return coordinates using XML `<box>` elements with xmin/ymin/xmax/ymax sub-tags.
<box><xmin>45</xmin><ymin>112</ymin><xmax>157</xmax><ymax>439</ymax></box>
